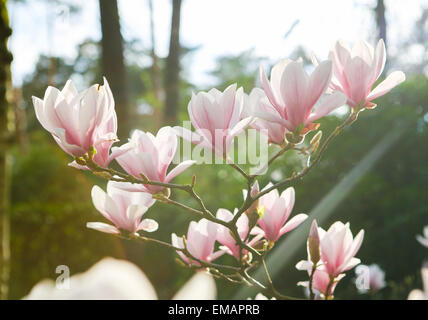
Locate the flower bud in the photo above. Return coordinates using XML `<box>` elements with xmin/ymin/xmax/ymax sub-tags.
<box><xmin>308</xmin><ymin>220</ymin><xmax>321</xmax><ymax>264</ymax></box>
<box><xmin>310</xmin><ymin>140</ymin><xmax>320</xmax><ymax>154</ymax></box>
<box><xmin>250</xmin><ymin>181</ymin><xmax>259</xmax><ymax>198</ymax></box>
<box><xmin>310</xmin><ymin>131</ymin><xmax>322</xmax><ymax>146</ymax></box>
<box><xmin>245</xmin><ymin>181</ymin><xmax>261</xmax><ymax>231</ymax></box>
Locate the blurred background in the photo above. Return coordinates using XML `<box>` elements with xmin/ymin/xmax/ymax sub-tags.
<box><xmin>0</xmin><ymin>0</ymin><xmax>427</xmax><ymax>299</ymax></box>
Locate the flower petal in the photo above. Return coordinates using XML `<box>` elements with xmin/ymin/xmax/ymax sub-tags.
<box><xmin>165</xmin><ymin>160</ymin><xmax>196</xmax><ymax>183</ymax></box>
<box><xmin>86</xmin><ymin>222</ymin><xmax>120</xmax><ymax>234</ymax></box>
<box><xmin>279</xmin><ymin>213</ymin><xmax>308</xmax><ymax>236</ymax></box>
<box><xmin>138</xmin><ymin>219</ymin><xmax>159</xmax><ymax>232</ymax></box>
<box><xmin>367</xmin><ymin>71</ymin><xmax>406</xmax><ymax>101</ymax></box>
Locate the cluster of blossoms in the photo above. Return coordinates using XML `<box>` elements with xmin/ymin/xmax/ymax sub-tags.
<box><xmin>171</xmin><ymin>182</ymin><xmax>308</xmax><ymax>265</ymax></box>
<box><xmin>32</xmin><ymin>39</ymin><xmax>405</xmax><ymax>299</ymax></box>
<box><xmin>296</xmin><ymin>220</ymin><xmax>364</xmax><ymax>299</ymax></box>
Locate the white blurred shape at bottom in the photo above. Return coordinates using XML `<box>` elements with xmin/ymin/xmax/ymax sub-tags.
<box><xmin>23</xmin><ymin>257</ymin><xmax>216</xmax><ymax>300</ymax></box>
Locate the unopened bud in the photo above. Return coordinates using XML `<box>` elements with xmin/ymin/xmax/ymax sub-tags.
<box><xmin>245</xmin><ymin>181</ymin><xmax>260</xmax><ymax>231</ymax></box>
<box><xmin>311</xmin><ymin>140</ymin><xmax>320</xmax><ymax>154</ymax></box>
<box><xmin>308</xmin><ymin>220</ymin><xmax>321</xmax><ymax>264</ymax></box>
<box><xmin>310</xmin><ymin>131</ymin><xmax>322</xmax><ymax>146</ymax></box>
<box><xmin>250</xmin><ymin>181</ymin><xmax>259</xmax><ymax>198</ymax></box>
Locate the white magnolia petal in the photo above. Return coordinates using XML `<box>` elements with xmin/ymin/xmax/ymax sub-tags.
<box><xmin>86</xmin><ymin>222</ymin><xmax>120</xmax><ymax>234</ymax></box>
<box><xmin>173</xmin><ymin>271</ymin><xmax>217</xmax><ymax>300</ymax></box>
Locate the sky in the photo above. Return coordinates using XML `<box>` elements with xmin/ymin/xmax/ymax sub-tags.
<box><xmin>7</xmin><ymin>0</ymin><xmax>427</xmax><ymax>88</ymax></box>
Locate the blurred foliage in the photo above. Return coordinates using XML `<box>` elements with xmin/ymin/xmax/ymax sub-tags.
<box><xmin>9</xmin><ymin>130</ymin><xmax>125</xmax><ymax>298</ymax></box>
<box><xmin>209</xmin><ymin>49</ymin><xmax>265</xmax><ymax>92</ymax></box>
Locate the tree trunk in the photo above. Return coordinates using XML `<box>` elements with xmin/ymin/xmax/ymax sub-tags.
<box><xmin>149</xmin><ymin>0</ymin><xmax>162</xmax><ymax>102</ymax></box>
<box><xmin>164</xmin><ymin>0</ymin><xmax>182</xmax><ymax>125</ymax></box>
<box><xmin>375</xmin><ymin>0</ymin><xmax>387</xmax><ymax>46</ymax></box>
<box><xmin>0</xmin><ymin>0</ymin><xmax>13</xmax><ymax>300</ymax></box>
<box><xmin>148</xmin><ymin>0</ymin><xmax>162</xmax><ymax>129</ymax></box>
<box><xmin>99</xmin><ymin>0</ymin><xmax>129</xmax><ymax>139</ymax></box>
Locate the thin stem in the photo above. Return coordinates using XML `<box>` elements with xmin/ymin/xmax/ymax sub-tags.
<box><xmin>155</xmin><ymin>195</ymin><xmax>204</xmax><ymax>218</ymax></box>
<box><xmin>308</xmin><ymin>264</ymin><xmax>317</xmax><ymax>300</ymax></box>
<box><xmin>228</xmin><ymin>162</ymin><xmax>250</xmax><ymax>181</ymax></box>
<box><xmin>253</xmin><ymin>110</ymin><xmax>357</xmax><ymax>202</ymax></box>
<box><xmin>324</xmin><ymin>277</ymin><xmax>335</xmax><ymax>300</ymax></box>
<box><xmin>126</xmin><ymin>233</ymin><xmax>240</xmax><ymax>273</ymax></box>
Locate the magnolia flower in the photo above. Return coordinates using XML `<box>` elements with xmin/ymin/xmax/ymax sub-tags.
<box><xmin>251</xmin><ymin>183</ymin><xmax>307</xmax><ymax>242</ymax></box>
<box><xmin>297</xmin><ymin>260</ymin><xmax>345</xmax><ymax>298</ymax></box>
<box><xmin>32</xmin><ymin>78</ymin><xmax>120</xmax><ymax>167</ymax></box>
<box><xmin>315</xmin><ymin>39</ymin><xmax>405</xmax><ymax>109</ymax></box>
<box><xmin>87</xmin><ymin>181</ymin><xmax>158</xmax><ymax>235</ymax></box>
<box><xmin>24</xmin><ymin>257</ymin><xmax>217</xmax><ymax>300</ymax></box>
<box><xmin>113</xmin><ymin>127</ymin><xmax>195</xmax><ymax>194</ymax></box>
<box><xmin>408</xmin><ymin>266</ymin><xmax>428</xmax><ymax>300</ymax></box>
<box><xmin>215</xmin><ymin>208</ymin><xmax>263</xmax><ymax>259</ymax></box>
<box><xmin>259</xmin><ymin>59</ymin><xmax>347</xmax><ymax>134</ymax></box>
<box><xmin>69</xmin><ymin>113</ymin><xmax>130</xmax><ymax>170</ymax></box>
<box><xmin>242</xmin><ymin>88</ymin><xmax>287</xmax><ymax>145</ymax></box>
<box><xmin>355</xmin><ymin>264</ymin><xmax>386</xmax><ymax>293</ymax></box>
<box><xmin>216</xmin><ymin>209</ymin><xmax>248</xmax><ymax>258</ymax></box>
<box><xmin>171</xmin><ymin>218</ymin><xmax>222</xmax><ymax>266</ymax></box>
<box><xmin>320</xmin><ymin>221</ymin><xmax>364</xmax><ymax>277</ymax></box>
<box><xmin>416</xmin><ymin>226</ymin><xmax>428</xmax><ymax>248</ymax></box>
<box><xmin>175</xmin><ymin>84</ymin><xmax>253</xmax><ymax>157</ymax></box>
<box><xmin>296</xmin><ymin>220</ymin><xmax>364</xmax><ymax>297</ymax></box>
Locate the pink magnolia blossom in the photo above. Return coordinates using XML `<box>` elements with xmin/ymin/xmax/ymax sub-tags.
<box><xmin>251</xmin><ymin>183</ymin><xmax>307</xmax><ymax>242</ymax></box>
<box><xmin>297</xmin><ymin>260</ymin><xmax>345</xmax><ymax>298</ymax></box>
<box><xmin>32</xmin><ymin>78</ymin><xmax>120</xmax><ymax>167</ymax></box>
<box><xmin>314</xmin><ymin>39</ymin><xmax>405</xmax><ymax>109</ymax></box>
<box><xmin>87</xmin><ymin>181</ymin><xmax>158</xmax><ymax>235</ymax></box>
<box><xmin>215</xmin><ymin>208</ymin><xmax>263</xmax><ymax>259</ymax></box>
<box><xmin>216</xmin><ymin>209</ymin><xmax>248</xmax><ymax>258</ymax></box>
<box><xmin>242</xmin><ymin>88</ymin><xmax>287</xmax><ymax>145</ymax></box>
<box><xmin>297</xmin><ymin>220</ymin><xmax>363</xmax><ymax>297</ymax></box>
<box><xmin>259</xmin><ymin>59</ymin><xmax>347</xmax><ymax>134</ymax></box>
<box><xmin>417</xmin><ymin>226</ymin><xmax>428</xmax><ymax>248</ymax></box>
<box><xmin>69</xmin><ymin>112</ymin><xmax>130</xmax><ymax>170</ymax></box>
<box><xmin>113</xmin><ymin>127</ymin><xmax>196</xmax><ymax>194</ymax></box>
<box><xmin>175</xmin><ymin>84</ymin><xmax>253</xmax><ymax>157</ymax></box>
<box><xmin>171</xmin><ymin>219</ymin><xmax>221</xmax><ymax>266</ymax></box>
<box><xmin>319</xmin><ymin>221</ymin><xmax>364</xmax><ymax>277</ymax></box>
